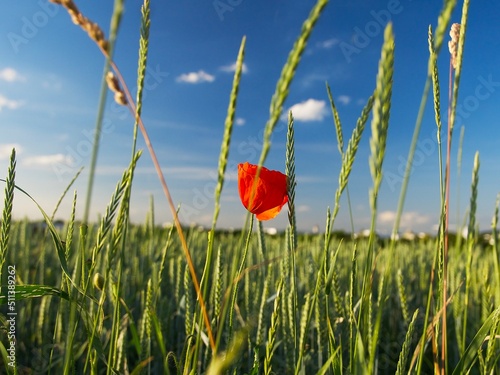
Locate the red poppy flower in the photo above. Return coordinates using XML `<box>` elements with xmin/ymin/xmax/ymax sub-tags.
<box><xmin>238</xmin><ymin>162</ymin><xmax>288</xmax><ymax>221</ymax></box>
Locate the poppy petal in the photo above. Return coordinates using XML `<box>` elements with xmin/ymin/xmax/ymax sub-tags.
<box><xmin>255</xmin><ymin>194</ymin><xmax>288</xmax><ymax>220</ymax></box>
<box><xmin>238</xmin><ymin>162</ymin><xmax>288</xmax><ymax>221</ymax></box>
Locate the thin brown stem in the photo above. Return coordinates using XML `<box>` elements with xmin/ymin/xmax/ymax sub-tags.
<box><xmin>441</xmin><ymin>57</ymin><xmax>453</xmax><ymax>375</ymax></box>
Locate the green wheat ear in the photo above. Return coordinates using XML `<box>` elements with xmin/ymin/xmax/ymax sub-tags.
<box><xmin>0</xmin><ymin>148</ymin><xmax>16</xmax><ymax>281</ymax></box>
<box><xmin>139</xmin><ymin>278</ymin><xmax>153</xmax><ymax>365</ymax></box>
<box><xmin>466</xmin><ymin>151</ymin><xmax>480</xmax><ymax>243</ymax></box>
<box><xmin>65</xmin><ymin>190</ymin><xmax>77</xmax><ymax>264</ymax></box>
<box><xmin>130</xmin><ymin>0</ymin><xmax>151</xmax><ymax>157</ymax></box>
<box><xmin>211</xmin><ymin>245</ymin><xmax>223</xmax><ymax>323</ymax></box>
<box><xmin>397</xmin><ymin>269</ymin><xmax>410</xmax><ymax>324</ymax></box>
<box><xmin>135</xmin><ymin>0</ymin><xmax>150</xmax><ymax>121</ymax></box>
<box><xmin>332</xmin><ymin>95</ymin><xmax>373</xmax><ymax>222</ymax></box>
<box><xmin>326</xmin><ymin>82</ymin><xmax>344</xmax><ymax>155</ymax></box>
<box><xmin>369</xmin><ymin>22</ymin><xmax>394</xmax><ymax>206</ymax></box>
<box><xmin>285</xmin><ymin>111</ymin><xmax>297</xmax><ymax>246</ymax></box>
<box><xmin>395</xmin><ymin>309</ymin><xmax>419</xmax><ymax>375</ymax></box>
<box><xmin>428</xmin><ymin>26</ymin><xmax>442</xmax><ymax>134</ymax></box>
<box><xmin>264</xmin><ymin>279</ymin><xmax>284</xmax><ymax>375</ymax></box>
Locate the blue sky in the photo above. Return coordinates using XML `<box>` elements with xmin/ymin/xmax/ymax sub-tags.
<box><xmin>0</xmin><ymin>0</ymin><xmax>499</xmax><ymax>234</ymax></box>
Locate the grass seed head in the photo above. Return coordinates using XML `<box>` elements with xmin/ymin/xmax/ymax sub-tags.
<box><xmin>114</xmin><ymin>91</ymin><xmax>128</xmax><ymax>106</ymax></box>
<box><xmin>106</xmin><ymin>72</ymin><xmax>121</xmax><ymax>93</ymax></box>
<box><xmin>448</xmin><ymin>23</ymin><xmax>461</xmax><ymax>69</ymax></box>
<box><xmin>106</xmin><ymin>72</ymin><xmax>128</xmax><ymax>105</ymax></box>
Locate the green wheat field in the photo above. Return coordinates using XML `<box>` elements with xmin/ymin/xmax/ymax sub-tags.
<box><xmin>1</xmin><ymin>0</ymin><xmax>499</xmax><ymax>374</ymax></box>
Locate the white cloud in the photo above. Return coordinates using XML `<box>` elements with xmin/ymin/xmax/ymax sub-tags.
<box><xmin>378</xmin><ymin>211</ymin><xmax>397</xmax><ymax>223</ymax></box>
<box><xmin>23</xmin><ymin>154</ymin><xmax>73</xmax><ymax>167</ymax></box>
<box><xmin>235</xmin><ymin>117</ymin><xmax>245</xmax><ymax>126</ymax></box>
<box><xmin>288</xmin><ymin>99</ymin><xmax>328</xmax><ymax>122</ymax></box>
<box><xmin>0</xmin><ymin>95</ymin><xmax>23</xmax><ymax>111</ymax></box>
<box><xmin>0</xmin><ymin>144</ymin><xmax>22</xmax><ymax>160</ymax></box>
<box><xmin>176</xmin><ymin>70</ymin><xmax>215</xmax><ymax>84</ymax></box>
<box><xmin>219</xmin><ymin>62</ymin><xmax>248</xmax><ymax>74</ymax></box>
<box><xmin>296</xmin><ymin>205</ymin><xmax>310</xmax><ymax>213</ymax></box>
<box><xmin>316</xmin><ymin>38</ymin><xmax>339</xmax><ymax>49</ymax></box>
<box><xmin>0</xmin><ymin>68</ymin><xmax>25</xmax><ymax>82</ymax></box>
<box><xmin>378</xmin><ymin>211</ymin><xmax>432</xmax><ymax>232</ymax></box>
<box><xmin>337</xmin><ymin>95</ymin><xmax>351</xmax><ymax>105</ymax></box>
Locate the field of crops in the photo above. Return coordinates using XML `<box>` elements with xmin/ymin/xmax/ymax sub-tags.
<box><xmin>1</xmin><ymin>0</ymin><xmax>500</xmax><ymax>374</ymax></box>
<box><xmin>1</xmin><ymin>218</ymin><xmax>499</xmax><ymax>374</ymax></box>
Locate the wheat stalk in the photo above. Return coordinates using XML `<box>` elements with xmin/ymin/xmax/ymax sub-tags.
<box><xmin>0</xmin><ymin>148</ymin><xmax>16</xmax><ymax>281</ymax></box>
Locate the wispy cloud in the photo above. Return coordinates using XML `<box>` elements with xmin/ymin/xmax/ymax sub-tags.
<box><xmin>378</xmin><ymin>211</ymin><xmax>432</xmax><ymax>232</ymax></box>
<box><xmin>316</xmin><ymin>38</ymin><xmax>339</xmax><ymax>49</ymax></box>
<box><xmin>235</xmin><ymin>117</ymin><xmax>245</xmax><ymax>126</ymax></box>
<box><xmin>0</xmin><ymin>144</ymin><xmax>22</xmax><ymax>160</ymax></box>
<box><xmin>337</xmin><ymin>95</ymin><xmax>351</xmax><ymax>105</ymax></box>
<box><xmin>0</xmin><ymin>67</ymin><xmax>25</xmax><ymax>82</ymax></box>
<box><xmin>0</xmin><ymin>95</ymin><xmax>23</xmax><ymax>111</ymax></box>
<box><xmin>23</xmin><ymin>154</ymin><xmax>74</xmax><ymax>167</ymax></box>
<box><xmin>287</xmin><ymin>99</ymin><xmax>328</xmax><ymax>122</ymax></box>
<box><xmin>176</xmin><ymin>70</ymin><xmax>215</xmax><ymax>84</ymax></box>
<box><xmin>219</xmin><ymin>62</ymin><xmax>248</xmax><ymax>74</ymax></box>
